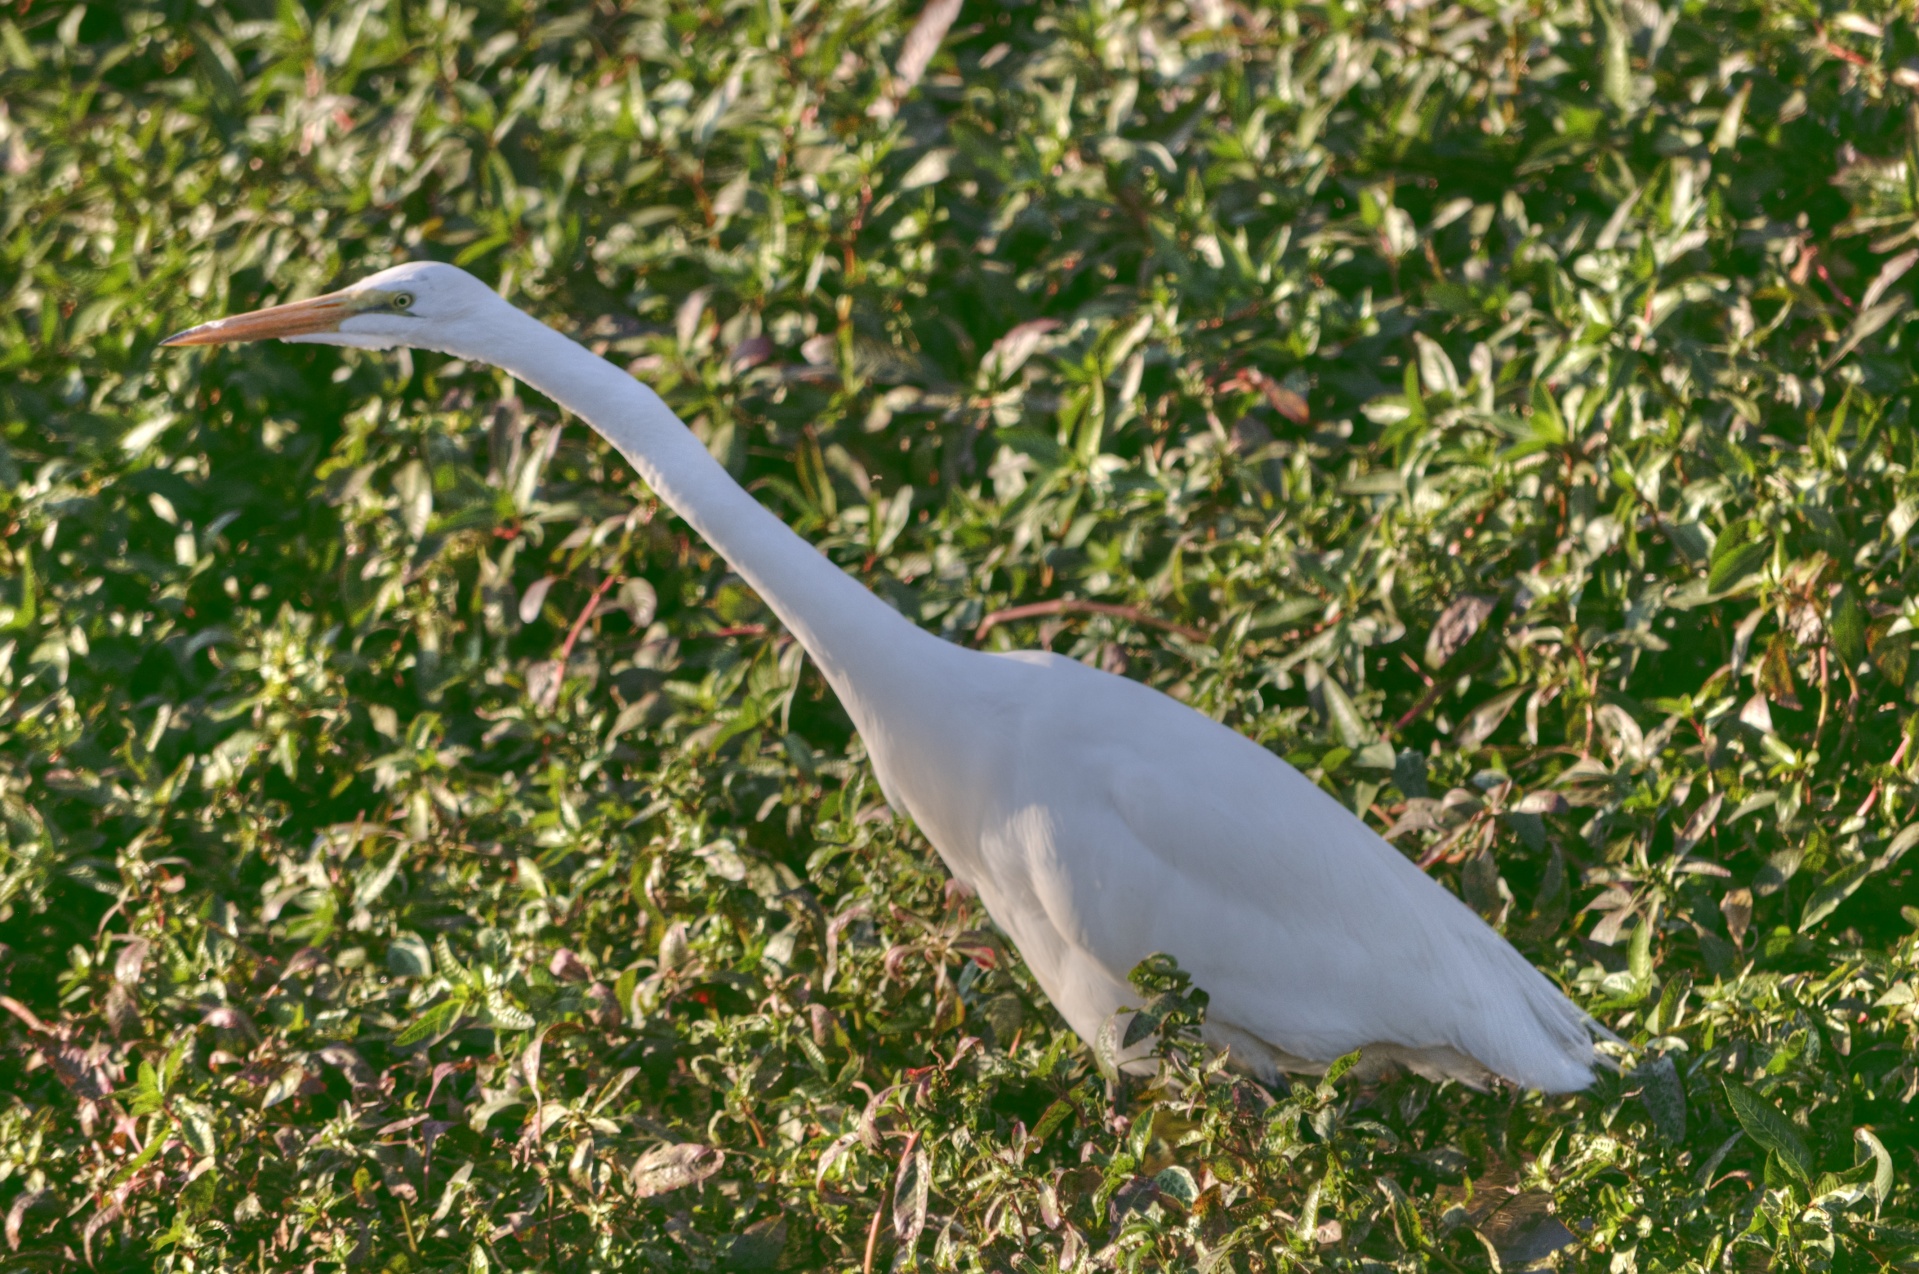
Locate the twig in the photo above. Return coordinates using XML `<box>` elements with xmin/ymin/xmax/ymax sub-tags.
<box><xmin>1416</xmin><ymin>816</ymin><xmax>1485</xmax><ymax>869</ymax></box>
<box><xmin>398</xmin><ymin>1196</ymin><xmax>420</xmax><ymax>1256</ymax></box>
<box><xmin>557</xmin><ymin>573</ymin><xmax>621</xmax><ymax>667</ymax></box>
<box><xmin>1390</xmin><ymin>677</ymin><xmax>1451</xmax><ymax>736</ymax></box>
<box><xmin>1857</xmin><ymin>732</ymin><xmax>1914</xmax><ymax>823</ymax></box>
<box><xmin>861</xmin><ymin>1189</ymin><xmax>887</xmax><ymax>1274</ymax></box>
<box><xmin>1217</xmin><ymin>366</ymin><xmax>1311</xmax><ymax>423</ymax></box>
<box><xmin>1816</xmin><ymin>646</ymin><xmax>1830</xmax><ymax>731</ymax></box>
<box><xmin>1816</xmin><ymin>261</ymin><xmax>1855</xmax><ymax>310</ymax></box>
<box><xmin>975</xmin><ymin>599</ymin><xmax>1208</xmax><ymax>644</ymax></box>
<box><xmin>1819</xmin><ymin>29</ymin><xmax>1874</xmax><ymax>69</ymax></box>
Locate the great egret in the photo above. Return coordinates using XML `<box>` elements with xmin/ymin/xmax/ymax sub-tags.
<box><xmin>164</xmin><ymin>262</ymin><xmax>1603</xmax><ymax>1092</ymax></box>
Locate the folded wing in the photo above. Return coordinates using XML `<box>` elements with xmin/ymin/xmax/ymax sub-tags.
<box><xmin>1008</xmin><ymin>663</ymin><xmax>1596</xmax><ymax>1092</ymax></box>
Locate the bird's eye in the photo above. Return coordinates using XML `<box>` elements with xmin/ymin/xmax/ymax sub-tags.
<box><xmin>391</xmin><ymin>293</ymin><xmax>414</xmax><ymax>311</ymax></box>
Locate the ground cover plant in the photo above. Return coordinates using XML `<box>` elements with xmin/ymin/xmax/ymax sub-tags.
<box><xmin>1</xmin><ymin>0</ymin><xmax>1917</xmax><ymax>1268</ymax></box>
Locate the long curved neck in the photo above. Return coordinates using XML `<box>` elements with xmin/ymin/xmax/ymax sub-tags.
<box><xmin>453</xmin><ymin>306</ymin><xmax>947</xmax><ymax>711</ymax></box>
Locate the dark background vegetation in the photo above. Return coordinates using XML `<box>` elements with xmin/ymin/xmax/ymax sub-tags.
<box><xmin>1</xmin><ymin>0</ymin><xmax>1916</xmax><ymax>1268</ymax></box>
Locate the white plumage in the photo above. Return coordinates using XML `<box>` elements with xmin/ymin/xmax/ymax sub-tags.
<box><xmin>165</xmin><ymin>262</ymin><xmax>1603</xmax><ymax>1092</ymax></box>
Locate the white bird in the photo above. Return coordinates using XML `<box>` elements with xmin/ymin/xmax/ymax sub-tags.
<box><xmin>164</xmin><ymin>262</ymin><xmax>1603</xmax><ymax>1092</ymax></box>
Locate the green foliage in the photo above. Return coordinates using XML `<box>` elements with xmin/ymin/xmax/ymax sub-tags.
<box><xmin>2</xmin><ymin>0</ymin><xmax>1918</xmax><ymax>1269</ymax></box>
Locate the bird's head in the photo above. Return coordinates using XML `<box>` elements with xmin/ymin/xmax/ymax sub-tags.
<box><xmin>160</xmin><ymin>261</ymin><xmax>503</xmax><ymax>353</ymax></box>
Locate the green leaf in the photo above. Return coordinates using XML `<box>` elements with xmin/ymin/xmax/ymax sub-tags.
<box><xmin>1854</xmin><ymin>1128</ymin><xmax>1894</xmax><ymax>1214</ymax></box>
<box><xmin>435</xmin><ymin>936</ymin><xmax>472</xmax><ymax>985</ymax></box>
<box><xmin>1121</xmin><ymin>992</ymin><xmax>1179</xmax><ymax>1049</ymax></box>
<box><xmin>1723</xmin><ymin>1082</ymin><xmax>1812</xmax><ymax>1185</ymax></box>
<box><xmin>1663</xmin><ymin>522</ymin><xmax>1714</xmax><ymax>567</ymax></box>
<box><xmin>1628</xmin><ymin>901</ymin><xmax>1656</xmax><ymax>982</ymax></box>
<box><xmin>1601</xmin><ymin>6</ymin><xmax>1633</xmax><ymax>110</ymax></box>
<box><xmin>892</xmin><ymin>1142</ymin><xmax>930</xmax><ymax>1248</ymax></box>
<box><xmin>1154</xmin><ymin>1164</ymin><xmax>1199</xmax><ymax>1206</ymax></box>
<box><xmin>4</xmin><ymin>545</ymin><xmax>34</xmax><ymax>632</ymax></box>
<box><xmin>106</xmin><ymin>1123</ymin><xmax>168</xmax><ymax>1191</ymax></box>
<box><xmin>1454</xmin><ymin>686</ymin><xmax>1525</xmax><ymax>750</ymax></box>
<box><xmin>396</xmin><ymin>999</ymin><xmax>464</xmax><ymax>1047</ymax></box>
<box><xmin>127</xmin><ymin>1059</ymin><xmax>165</xmax><ymax>1116</ymax></box>
<box><xmin>482</xmin><ymin>994</ymin><xmax>536</xmax><ymax>1031</ymax></box>
<box><xmin>1126</xmin><ymin>951</ymin><xmax>1193</xmax><ymax>997</ymax></box>
<box><xmin>1032</xmin><ymin>1099</ymin><xmax>1074</xmax><ymax>1143</ymax></box>
<box><xmin>1353</xmin><ymin>740</ymin><xmax>1397</xmax><ymax>770</ymax></box>
<box><xmin>1323</xmin><ymin>1050</ymin><xmax>1362</xmax><ymax>1086</ymax></box>
<box><xmin>1708</xmin><ymin>525</ymin><xmax>1769</xmax><ymax>595</ymax></box>
<box><xmin>1829</xmin><ymin>586</ymin><xmax>1866</xmax><ymax>668</ymax></box>
<box><xmin>386</xmin><ymin>931</ymin><xmax>434</xmax><ymax>978</ymax></box>
<box><xmin>1712</xmin><ymin>79</ymin><xmax>1751</xmax><ymax>151</ymax></box>
<box><xmin>1824</xmin><ymin>296</ymin><xmax>1910</xmax><ymax>371</ymax></box>
<box><xmin>261</xmin><ymin>1064</ymin><xmax>307</xmax><ymax>1109</ymax></box>
<box><xmin>1512</xmin><ymin>381</ymin><xmax>1569</xmax><ymax>457</ymax></box>
<box><xmin>1799</xmin><ymin>860</ymin><xmax>1872</xmax><ymax>932</ymax></box>
<box><xmin>1876</xmin><ymin>823</ymin><xmax>1919</xmax><ymax>869</ymax></box>
<box><xmin>353</xmin><ymin>845</ymin><xmax>410</xmax><ymax>908</ymax></box>
<box><xmin>1316</xmin><ymin>667</ymin><xmax>1372</xmax><ymax>747</ymax></box>
<box><xmin>174</xmin><ymin>1098</ymin><xmax>218</xmax><ymax>1158</ymax></box>
<box><xmin>629</xmin><ymin>1143</ymin><xmax>725</xmax><ymax>1198</ymax></box>
<box><xmin>1632</xmin><ymin>1055</ymin><xmax>1687</xmax><ymax>1143</ymax></box>
<box><xmin>1092</xmin><ymin>1015</ymin><xmax>1123</xmax><ymax>1082</ymax></box>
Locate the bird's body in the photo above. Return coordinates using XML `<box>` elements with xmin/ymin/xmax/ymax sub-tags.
<box><xmin>883</xmin><ymin>648</ymin><xmax>1596</xmax><ymax>1091</ymax></box>
<box><xmin>165</xmin><ymin>262</ymin><xmax>1602</xmax><ymax>1092</ymax></box>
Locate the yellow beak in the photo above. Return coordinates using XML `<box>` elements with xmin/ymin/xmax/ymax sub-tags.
<box><xmin>160</xmin><ymin>290</ymin><xmax>357</xmax><ymax>347</ymax></box>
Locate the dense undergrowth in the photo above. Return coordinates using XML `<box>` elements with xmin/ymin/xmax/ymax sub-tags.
<box><xmin>1</xmin><ymin>0</ymin><xmax>1917</xmax><ymax>1269</ymax></box>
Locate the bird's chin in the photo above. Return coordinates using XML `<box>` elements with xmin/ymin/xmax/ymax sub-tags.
<box><xmin>286</xmin><ymin>330</ymin><xmax>405</xmax><ymax>350</ymax></box>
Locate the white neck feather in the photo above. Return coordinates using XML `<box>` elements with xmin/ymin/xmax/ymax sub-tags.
<box><xmin>450</xmin><ymin>304</ymin><xmax>953</xmax><ymax>726</ymax></box>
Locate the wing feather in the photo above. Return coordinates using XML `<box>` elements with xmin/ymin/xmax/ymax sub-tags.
<box><xmin>998</xmin><ymin>660</ymin><xmax>1595</xmax><ymax>1091</ymax></box>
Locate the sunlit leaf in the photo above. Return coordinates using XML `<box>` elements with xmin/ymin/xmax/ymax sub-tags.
<box><xmin>1724</xmin><ymin>1083</ymin><xmax>1812</xmax><ymax>1186</ymax></box>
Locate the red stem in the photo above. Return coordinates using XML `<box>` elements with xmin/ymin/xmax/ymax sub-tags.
<box><xmin>974</xmin><ymin>598</ymin><xmax>1207</xmax><ymax>643</ymax></box>
<box><xmin>557</xmin><ymin>574</ymin><xmax>621</xmax><ymax>667</ymax></box>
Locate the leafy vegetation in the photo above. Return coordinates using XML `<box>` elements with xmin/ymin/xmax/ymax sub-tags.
<box><xmin>2</xmin><ymin>0</ymin><xmax>1917</xmax><ymax>1268</ymax></box>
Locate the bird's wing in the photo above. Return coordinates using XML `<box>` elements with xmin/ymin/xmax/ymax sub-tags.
<box><xmin>1008</xmin><ymin>664</ymin><xmax>1595</xmax><ymax>1091</ymax></box>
